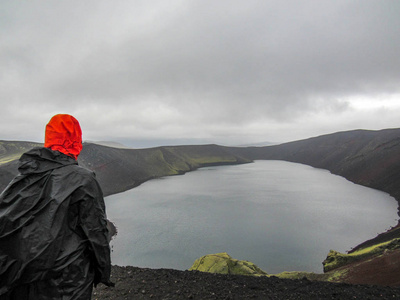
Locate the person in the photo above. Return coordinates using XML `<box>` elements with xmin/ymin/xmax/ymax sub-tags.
<box><xmin>0</xmin><ymin>114</ymin><xmax>113</xmax><ymax>300</ymax></box>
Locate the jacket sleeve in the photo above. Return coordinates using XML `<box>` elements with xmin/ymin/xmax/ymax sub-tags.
<box><xmin>75</xmin><ymin>173</ymin><xmax>113</xmax><ymax>286</ymax></box>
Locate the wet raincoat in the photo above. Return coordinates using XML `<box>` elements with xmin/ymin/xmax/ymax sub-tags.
<box><xmin>0</xmin><ymin>115</ymin><xmax>112</xmax><ymax>299</ymax></box>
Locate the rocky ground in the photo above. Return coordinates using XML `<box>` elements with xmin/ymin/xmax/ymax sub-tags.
<box><xmin>92</xmin><ymin>265</ymin><xmax>400</xmax><ymax>300</ymax></box>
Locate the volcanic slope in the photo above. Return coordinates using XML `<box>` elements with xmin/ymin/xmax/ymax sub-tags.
<box><xmin>232</xmin><ymin>128</ymin><xmax>400</xmax><ymax>203</ymax></box>
<box><xmin>0</xmin><ymin>142</ymin><xmax>251</xmax><ymax>196</ymax></box>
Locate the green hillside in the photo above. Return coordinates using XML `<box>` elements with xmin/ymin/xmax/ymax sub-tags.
<box><xmin>78</xmin><ymin>143</ymin><xmax>252</xmax><ymax>196</ymax></box>
<box><xmin>0</xmin><ymin>141</ymin><xmax>41</xmax><ymax>164</ymax></box>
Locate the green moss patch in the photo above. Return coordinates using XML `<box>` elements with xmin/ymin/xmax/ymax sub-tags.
<box><xmin>189</xmin><ymin>252</ymin><xmax>268</xmax><ymax>276</ymax></box>
<box><xmin>0</xmin><ymin>141</ymin><xmax>41</xmax><ymax>165</ymax></box>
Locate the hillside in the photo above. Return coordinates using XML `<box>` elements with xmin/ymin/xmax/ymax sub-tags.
<box><xmin>0</xmin><ymin>140</ymin><xmax>43</xmax><ymax>192</ymax></box>
<box><xmin>0</xmin><ymin>140</ymin><xmax>42</xmax><ymax>164</ymax></box>
<box><xmin>0</xmin><ymin>142</ymin><xmax>251</xmax><ymax>196</ymax></box>
<box><xmin>232</xmin><ymin>128</ymin><xmax>400</xmax><ymax>205</ymax></box>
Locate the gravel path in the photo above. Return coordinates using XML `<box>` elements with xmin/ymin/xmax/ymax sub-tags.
<box><xmin>92</xmin><ymin>266</ymin><xmax>400</xmax><ymax>299</ymax></box>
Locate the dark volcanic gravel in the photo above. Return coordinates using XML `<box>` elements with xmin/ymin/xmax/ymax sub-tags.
<box><xmin>92</xmin><ymin>265</ymin><xmax>400</xmax><ymax>299</ymax></box>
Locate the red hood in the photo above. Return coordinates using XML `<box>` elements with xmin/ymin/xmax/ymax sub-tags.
<box><xmin>44</xmin><ymin>114</ymin><xmax>82</xmax><ymax>160</ymax></box>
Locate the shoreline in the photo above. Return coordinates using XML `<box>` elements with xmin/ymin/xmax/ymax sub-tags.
<box><xmin>105</xmin><ymin>159</ymin><xmax>400</xmax><ymax>280</ymax></box>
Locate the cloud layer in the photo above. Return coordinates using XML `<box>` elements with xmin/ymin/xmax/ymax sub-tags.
<box><xmin>1</xmin><ymin>1</ymin><xmax>399</xmax><ymax>146</ymax></box>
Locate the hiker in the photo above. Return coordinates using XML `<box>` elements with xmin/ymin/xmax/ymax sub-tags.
<box><xmin>0</xmin><ymin>114</ymin><xmax>113</xmax><ymax>299</ymax></box>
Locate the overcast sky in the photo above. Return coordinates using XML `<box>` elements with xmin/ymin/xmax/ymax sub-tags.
<box><xmin>1</xmin><ymin>1</ymin><xmax>399</xmax><ymax>147</ymax></box>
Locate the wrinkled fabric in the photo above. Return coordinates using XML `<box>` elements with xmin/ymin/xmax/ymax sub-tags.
<box><xmin>0</xmin><ymin>147</ymin><xmax>112</xmax><ymax>299</ymax></box>
<box><xmin>44</xmin><ymin>114</ymin><xmax>83</xmax><ymax>160</ymax></box>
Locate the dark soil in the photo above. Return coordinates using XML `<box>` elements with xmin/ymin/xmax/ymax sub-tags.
<box><xmin>335</xmin><ymin>248</ymin><xmax>400</xmax><ymax>287</ymax></box>
<box><xmin>92</xmin><ymin>266</ymin><xmax>400</xmax><ymax>300</ymax></box>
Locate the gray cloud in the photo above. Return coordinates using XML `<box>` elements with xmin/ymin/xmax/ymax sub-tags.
<box><xmin>1</xmin><ymin>0</ymin><xmax>399</xmax><ymax>146</ymax></box>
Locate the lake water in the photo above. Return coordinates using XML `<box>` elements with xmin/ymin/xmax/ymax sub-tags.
<box><xmin>105</xmin><ymin>160</ymin><xmax>399</xmax><ymax>274</ymax></box>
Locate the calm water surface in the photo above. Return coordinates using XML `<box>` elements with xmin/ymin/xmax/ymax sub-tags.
<box><xmin>105</xmin><ymin>160</ymin><xmax>398</xmax><ymax>273</ymax></box>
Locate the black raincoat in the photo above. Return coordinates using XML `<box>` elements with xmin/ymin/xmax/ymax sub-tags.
<box><xmin>0</xmin><ymin>147</ymin><xmax>112</xmax><ymax>299</ymax></box>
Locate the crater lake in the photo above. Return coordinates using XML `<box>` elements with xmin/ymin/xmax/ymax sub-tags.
<box><xmin>105</xmin><ymin>160</ymin><xmax>399</xmax><ymax>274</ymax></box>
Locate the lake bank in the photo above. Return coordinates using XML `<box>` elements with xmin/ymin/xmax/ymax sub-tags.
<box><xmin>106</xmin><ymin>161</ymin><xmax>398</xmax><ymax>274</ymax></box>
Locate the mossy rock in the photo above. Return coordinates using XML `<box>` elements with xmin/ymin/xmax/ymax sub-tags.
<box><xmin>272</xmin><ymin>271</ymin><xmax>329</xmax><ymax>281</ymax></box>
<box><xmin>322</xmin><ymin>250</ymin><xmax>354</xmax><ymax>273</ymax></box>
<box><xmin>322</xmin><ymin>238</ymin><xmax>400</xmax><ymax>272</ymax></box>
<box><xmin>189</xmin><ymin>252</ymin><xmax>268</xmax><ymax>276</ymax></box>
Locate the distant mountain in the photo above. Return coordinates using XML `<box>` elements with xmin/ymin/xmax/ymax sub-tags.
<box><xmin>85</xmin><ymin>140</ymin><xmax>130</xmax><ymax>149</ymax></box>
<box><xmin>237</xmin><ymin>141</ymin><xmax>277</xmax><ymax>147</ymax></box>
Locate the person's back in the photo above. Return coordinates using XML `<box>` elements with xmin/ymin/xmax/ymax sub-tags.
<box><xmin>0</xmin><ymin>114</ymin><xmax>113</xmax><ymax>300</ymax></box>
